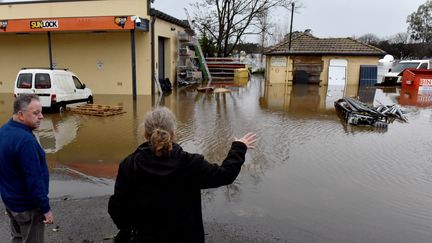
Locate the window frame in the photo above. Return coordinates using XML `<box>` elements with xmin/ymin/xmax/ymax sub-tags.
<box><xmin>72</xmin><ymin>76</ymin><xmax>84</xmax><ymax>89</ymax></box>
<box><xmin>34</xmin><ymin>73</ymin><xmax>51</xmax><ymax>89</ymax></box>
<box><xmin>16</xmin><ymin>73</ymin><xmax>33</xmax><ymax>89</ymax></box>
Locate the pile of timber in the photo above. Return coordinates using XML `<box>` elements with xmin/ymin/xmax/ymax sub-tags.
<box><xmin>69</xmin><ymin>104</ymin><xmax>126</xmax><ymax>117</ymax></box>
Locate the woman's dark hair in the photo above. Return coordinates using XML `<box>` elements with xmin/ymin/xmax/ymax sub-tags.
<box><xmin>142</xmin><ymin>107</ymin><xmax>176</xmax><ymax>157</ymax></box>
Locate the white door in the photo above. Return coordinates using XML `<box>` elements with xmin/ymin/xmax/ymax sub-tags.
<box><xmin>326</xmin><ymin>59</ymin><xmax>348</xmax><ymax>109</ymax></box>
<box><xmin>328</xmin><ymin>59</ymin><xmax>347</xmax><ymax>86</ymax></box>
<box><xmin>328</xmin><ymin>66</ymin><xmax>346</xmax><ymax>85</ymax></box>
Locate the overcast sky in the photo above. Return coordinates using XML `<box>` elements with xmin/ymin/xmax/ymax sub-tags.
<box><xmin>153</xmin><ymin>0</ymin><xmax>427</xmax><ymax>39</ymax></box>
<box><xmin>1</xmin><ymin>0</ymin><xmax>427</xmax><ymax>40</ymax></box>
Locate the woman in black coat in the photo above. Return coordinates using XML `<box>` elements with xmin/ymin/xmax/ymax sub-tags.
<box><xmin>108</xmin><ymin>107</ymin><xmax>256</xmax><ymax>243</ymax></box>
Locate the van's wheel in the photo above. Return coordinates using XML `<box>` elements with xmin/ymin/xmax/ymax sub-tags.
<box><xmin>87</xmin><ymin>96</ymin><xmax>94</xmax><ymax>104</ymax></box>
<box><xmin>58</xmin><ymin>103</ymin><xmax>66</xmax><ymax>113</ymax></box>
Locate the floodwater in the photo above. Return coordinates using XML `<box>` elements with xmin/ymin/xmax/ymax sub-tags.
<box><xmin>1</xmin><ymin>76</ymin><xmax>432</xmax><ymax>242</ymax></box>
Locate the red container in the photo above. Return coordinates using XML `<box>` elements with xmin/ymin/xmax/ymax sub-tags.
<box><xmin>401</xmin><ymin>68</ymin><xmax>432</xmax><ymax>90</ymax></box>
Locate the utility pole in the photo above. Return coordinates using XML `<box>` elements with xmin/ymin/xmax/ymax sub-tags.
<box><xmin>288</xmin><ymin>2</ymin><xmax>295</xmax><ymax>51</ymax></box>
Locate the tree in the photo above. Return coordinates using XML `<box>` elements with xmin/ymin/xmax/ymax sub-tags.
<box><xmin>232</xmin><ymin>42</ymin><xmax>261</xmax><ymax>53</ymax></box>
<box><xmin>191</xmin><ymin>0</ymin><xmax>296</xmax><ymax>57</ymax></box>
<box><xmin>407</xmin><ymin>0</ymin><xmax>432</xmax><ymax>43</ymax></box>
<box><xmin>267</xmin><ymin>22</ymin><xmax>290</xmax><ymax>46</ymax></box>
<box><xmin>388</xmin><ymin>32</ymin><xmax>411</xmax><ymax>44</ymax></box>
<box><xmin>357</xmin><ymin>33</ymin><xmax>381</xmax><ymax>45</ymax></box>
<box><xmin>199</xmin><ymin>32</ymin><xmax>217</xmax><ymax>57</ymax></box>
<box><xmin>256</xmin><ymin>9</ymin><xmax>272</xmax><ymax>58</ymax></box>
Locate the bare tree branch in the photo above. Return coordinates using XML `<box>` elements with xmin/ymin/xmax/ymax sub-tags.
<box><xmin>191</xmin><ymin>0</ymin><xmax>297</xmax><ymax>57</ymax></box>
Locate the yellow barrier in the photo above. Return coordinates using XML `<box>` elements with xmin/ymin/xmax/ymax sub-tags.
<box><xmin>234</xmin><ymin>68</ymin><xmax>249</xmax><ymax>78</ymax></box>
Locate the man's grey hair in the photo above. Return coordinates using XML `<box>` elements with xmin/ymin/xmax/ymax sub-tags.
<box><xmin>13</xmin><ymin>94</ymin><xmax>40</xmax><ymax>114</ymax></box>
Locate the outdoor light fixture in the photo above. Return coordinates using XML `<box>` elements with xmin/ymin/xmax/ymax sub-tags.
<box><xmin>131</xmin><ymin>16</ymin><xmax>141</xmax><ymax>23</ymax></box>
<box><xmin>132</xmin><ymin>16</ymin><xmax>149</xmax><ymax>32</ymax></box>
<box><xmin>114</xmin><ymin>16</ymin><xmax>127</xmax><ymax>28</ymax></box>
<box><xmin>0</xmin><ymin>20</ymin><xmax>7</xmax><ymax>31</ymax></box>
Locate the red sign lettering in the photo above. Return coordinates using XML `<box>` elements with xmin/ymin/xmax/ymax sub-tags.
<box><xmin>420</xmin><ymin>79</ymin><xmax>432</xmax><ymax>86</ymax></box>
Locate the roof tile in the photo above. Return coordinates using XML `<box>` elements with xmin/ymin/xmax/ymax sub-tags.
<box><xmin>266</xmin><ymin>33</ymin><xmax>386</xmax><ymax>56</ymax></box>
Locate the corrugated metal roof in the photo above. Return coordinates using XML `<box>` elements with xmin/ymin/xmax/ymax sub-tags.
<box><xmin>265</xmin><ymin>33</ymin><xmax>386</xmax><ymax>56</ymax></box>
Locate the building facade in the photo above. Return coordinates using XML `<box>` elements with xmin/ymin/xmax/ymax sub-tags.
<box><xmin>0</xmin><ymin>0</ymin><xmax>188</xmax><ymax>96</ymax></box>
<box><xmin>265</xmin><ymin>33</ymin><xmax>386</xmax><ymax>86</ymax></box>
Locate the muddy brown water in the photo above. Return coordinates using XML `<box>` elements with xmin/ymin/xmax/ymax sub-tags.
<box><xmin>1</xmin><ymin>76</ymin><xmax>432</xmax><ymax>242</ymax></box>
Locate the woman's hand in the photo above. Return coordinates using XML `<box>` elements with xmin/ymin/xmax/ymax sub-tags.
<box><xmin>235</xmin><ymin>133</ymin><xmax>257</xmax><ymax>149</ymax></box>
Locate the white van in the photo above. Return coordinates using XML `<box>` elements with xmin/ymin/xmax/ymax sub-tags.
<box><xmin>381</xmin><ymin>60</ymin><xmax>431</xmax><ymax>84</ymax></box>
<box><xmin>14</xmin><ymin>68</ymin><xmax>93</xmax><ymax>112</ymax></box>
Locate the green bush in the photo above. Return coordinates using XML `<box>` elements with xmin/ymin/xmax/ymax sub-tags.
<box><xmin>252</xmin><ymin>67</ymin><xmax>265</xmax><ymax>74</ymax></box>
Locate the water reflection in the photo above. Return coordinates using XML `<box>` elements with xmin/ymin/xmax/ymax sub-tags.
<box><xmin>399</xmin><ymin>88</ymin><xmax>432</xmax><ymax>107</ymax></box>
<box><xmin>259</xmin><ymin>83</ymin><xmax>360</xmax><ymax>114</ymax></box>
<box><xmin>35</xmin><ymin>113</ymin><xmax>81</xmax><ymax>154</ymax></box>
<box><xmin>373</xmin><ymin>87</ymin><xmax>400</xmax><ymax>105</ymax></box>
<box><xmin>326</xmin><ymin>85</ymin><xmax>346</xmax><ymax>109</ymax></box>
<box><xmin>45</xmin><ymin>95</ymin><xmax>154</xmax><ymax>178</ymax></box>
<box><xmin>1</xmin><ymin>78</ymin><xmax>432</xmax><ymax>242</ymax></box>
<box><xmin>258</xmin><ymin>83</ymin><xmax>432</xmax><ymax>134</ymax></box>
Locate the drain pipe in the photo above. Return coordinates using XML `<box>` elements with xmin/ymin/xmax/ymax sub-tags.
<box><xmin>150</xmin><ymin>14</ymin><xmax>156</xmax><ymax>96</ymax></box>
<box><xmin>47</xmin><ymin>31</ymin><xmax>53</xmax><ymax>69</ymax></box>
<box><xmin>131</xmin><ymin>29</ymin><xmax>137</xmax><ymax>100</ymax></box>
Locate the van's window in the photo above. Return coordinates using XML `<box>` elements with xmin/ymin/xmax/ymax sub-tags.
<box><xmin>72</xmin><ymin>76</ymin><xmax>84</xmax><ymax>89</ymax></box>
<box><xmin>419</xmin><ymin>63</ymin><xmax>428</xmax><ymax>69</ymax></box>
<box><xmin>17</xmin><ymin>73</ymin><xmax>32</xmax><ymax>89</ymax></box>
<box><xmin>35</xmin><ymin>74</ymin><xmax>51</xmax><ymax>89</ymax></box>
<box><xmin>392</xmin><ymin>62</ymin><xmax>420</xmax><ymax>73</ymax></box>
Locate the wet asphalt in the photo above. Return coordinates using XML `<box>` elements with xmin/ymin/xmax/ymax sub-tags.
<box><xmin>0</xmin><ymin>196</ymin><xmax>288</xmax><ymax>243</ymax></box>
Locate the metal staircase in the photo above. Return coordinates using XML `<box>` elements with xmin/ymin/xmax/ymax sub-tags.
<box><xmin>184</xmin><ymin>8</ymin><xmax>212</xmax><ymax>85</ymax></box>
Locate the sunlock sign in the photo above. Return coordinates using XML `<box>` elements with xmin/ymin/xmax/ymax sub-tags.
<box><xmin>30</xmin><ymin>20</ymin><xmax>59</xmax><ymax>29</ymax></box>
<box><xmin>420</xmin><ymin>78</ymin><xmax>432</xmax><ymax>86</ymax></box>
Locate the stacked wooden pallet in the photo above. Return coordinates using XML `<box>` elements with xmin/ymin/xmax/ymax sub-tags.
<box><xmin>205</xmin><ymin>57</ymin><xmax>248</xmax><ymax>81</ymax></box>
<box><xmin>69</xmin><ymin>104</ymin><xmax>126</xmax><ymax>117</ymax></box>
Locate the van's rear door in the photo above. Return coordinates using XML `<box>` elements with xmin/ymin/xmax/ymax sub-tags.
<box><xmin>53</xmin><ymin>73</ymin><xmax>75</xmax><ymax>103</ymax></box>
<box><xmin>15</xmin><ymin>73</ymin><xmax>34</xmax><ymax>95</ymax></box>
<box><xmin>34</xmin><ymin>73</ymin><xmax>53</xmax><ymax>107</ymax></box>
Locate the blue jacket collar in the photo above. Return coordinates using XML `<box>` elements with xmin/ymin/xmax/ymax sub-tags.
<box><xmin>8</xmin><ymin>119</ymin><xmax>33</xmax><ymax>133</ymax></box>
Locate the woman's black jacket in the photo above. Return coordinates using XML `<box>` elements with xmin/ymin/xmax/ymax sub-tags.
<box><xmin>108</xmin><ymin>141</ymin><xmax>247</xmax><ymax>243</ymax></box>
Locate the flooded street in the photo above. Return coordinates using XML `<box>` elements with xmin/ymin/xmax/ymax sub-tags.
<box><xmin>1</xmin><ymin>76</ymin><xmax>432</xmax><ymax>242</ymax></box>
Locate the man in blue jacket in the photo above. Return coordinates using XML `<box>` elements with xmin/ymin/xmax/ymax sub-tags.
<box><xmin>0</xmin><ymin>94</ymin><xmax>53</xmax><ymax>242</ymax></box>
